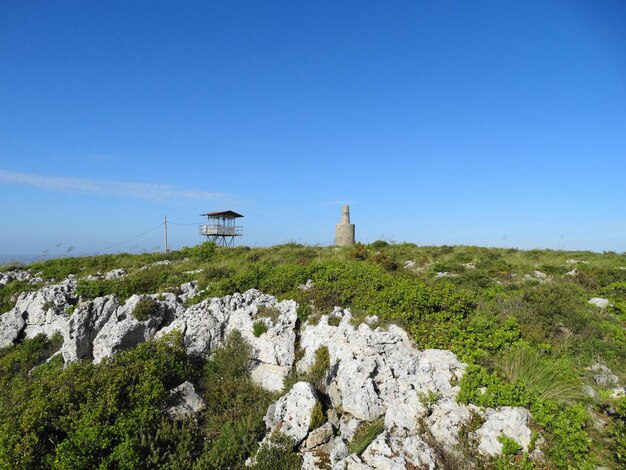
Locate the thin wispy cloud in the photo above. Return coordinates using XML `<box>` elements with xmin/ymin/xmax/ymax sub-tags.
<box><xmin>0</xmin><ymin>169</ymin><xmax>230</xmax><ymax>203</ymax></box>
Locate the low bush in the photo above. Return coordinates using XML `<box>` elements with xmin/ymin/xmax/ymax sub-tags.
<box><xmin>252</xmin><ymin>321</ymin><xmax>268</xmax><ymax>337</ymax></box>
<box><xmin>250</xmin><ymin>433</ymin><xmax>301</xmax><ymax>470</ymax></box>
<box><xmin>132</xmin><ymin>297</ymin><xmax>160</xmax><ymax>321</ymax></box>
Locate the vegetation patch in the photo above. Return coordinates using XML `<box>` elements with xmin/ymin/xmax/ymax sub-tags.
<box><xmin>132</xmin><ymin>296</ymin><xmax>160</xmax><ymax>321</ymax></box>
<box><xmin>252</xmin><ymin>320</ymin><xmax>268</xmax><ymax>337</ymax></box>
<box><xmin>347</xmin><ymin>418</ymin><xmax>385</xmax><ymax>456</ymax></box>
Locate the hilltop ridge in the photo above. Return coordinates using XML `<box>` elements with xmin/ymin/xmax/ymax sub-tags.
<box><xmin>0</xmin><ymin>243</ymin><xmax>625</xmax><ymax>468</ymax></box>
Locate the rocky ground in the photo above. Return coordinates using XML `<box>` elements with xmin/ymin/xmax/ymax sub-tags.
<box><xmin>0</xmin><ymin>268</ymin><xmax>548</xmax><ymax>469</ymax></box>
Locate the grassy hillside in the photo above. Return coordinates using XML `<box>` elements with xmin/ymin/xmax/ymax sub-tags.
<box><xmin>1</xmin><ymin>242</ymin><xmax>625</xmax><ymax>468</ymax></box>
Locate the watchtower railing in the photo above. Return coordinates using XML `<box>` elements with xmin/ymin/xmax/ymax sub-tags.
<box><xmin>199</xmin><ymin>225</ymin><xmax>243</xmax><ymax>236</ymax></box>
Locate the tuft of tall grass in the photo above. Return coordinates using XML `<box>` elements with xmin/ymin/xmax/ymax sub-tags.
<box><xmin>347</xmin><ymin>418</ymin><xmax>385</xmax><ymax>456</ymax></box>
<box><xmin>494</xmin><ymin>345</ymin><xmax>583</xmax><ymax>404</ymax></box>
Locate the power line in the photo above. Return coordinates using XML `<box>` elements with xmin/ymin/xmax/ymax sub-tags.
<box><xmin>91</xmin><ymin>222</ymin><xmax>164</xmax><ymax>255</ymax></box>
<box><xmin>168</xmin><ymin>221</ymin><xmax>200</xmax><ymax>226</ymax></box>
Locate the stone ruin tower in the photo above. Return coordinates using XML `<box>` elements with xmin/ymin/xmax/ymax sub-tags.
<box><xmin>335</xmin><ymin>205</ymin><xmax>355</xmax><ymax>246</ymax></box>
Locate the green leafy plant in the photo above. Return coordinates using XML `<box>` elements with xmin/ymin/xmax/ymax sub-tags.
<box><xmin>252</xmin><ymin>320</ymin><xmax>268</xmax><ymax>337</ymax></box>
<box><xmin>296</xmin><ymin>303</ymin><xmax>312</xmax><ymax>324</ymax></box>
<box><xmin>498</xmin><ymin>434</ymin><xmax>522</xmax><ymax>456</ymax></box>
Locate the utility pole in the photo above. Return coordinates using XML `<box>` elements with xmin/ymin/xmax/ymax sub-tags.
<box><xmin>164</xmin><ymin>214</ymin><xmax>169</xmax><ymax>253</ymax></box>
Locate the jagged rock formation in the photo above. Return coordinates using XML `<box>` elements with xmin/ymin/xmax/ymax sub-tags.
<box><xmin>0</xmin><ymin>276</ymin><xmax>538</xmax><ymax>468</ymax></box>
<box><xmin>166</xmin><ymin>381</ymin><xmax>205</xmax><ymax>420</ymax></box>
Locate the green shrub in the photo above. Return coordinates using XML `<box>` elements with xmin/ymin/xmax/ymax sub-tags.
<box><xmin>132</xmin><ymin>297</ymin><xmax>160</xmax><ymax>321</ymax></box>
<box><xmin>309</xmin><ymin>346</ymin><xmax>330</xmax><ymax>387</ymax></box>
<box><xmin>250</xmin><ymin>433</ymin><xmax>301</xmax><ymax>470</ymax></box>
<box><xmin>252</xmin><ymin>321</ymin><xmax>268</xmax><ymax>337</ymax></box>
<box><xmin>609</xmin><ymin>396</ymin><xmax>626</xmax><ymax>466</ymax></box>
<box><xmin>296</xmin><ymin>303</ymin><xmax>312</xmax><ymax>324</ymax></box>
<box><xmin>348</xmin><ymin>418</ymin><xmax>384</xmax><ymax>456</ymax></box>
<box><xmin>498</xmin><ymin>434</ymin><xmax>522</xmax><ymax>456</ymax></box>
<box><xmin>182</xmin><ymin>241</ymin><xmax>217</xmax><ymax>262</ymax></box>
<box><xmin>309</xmin><ymin>400</ymin><xmax>325</xmax><ymax>431</ymax></box>
<box><xmin>369</xmin><ymin>240</ymin><xmax>389</xmax><ymax>250</ymax></box>
<box><xmin>0</xmin><ymin>332</ymin><xmax>192</xmax><ymax>469</ymax></box>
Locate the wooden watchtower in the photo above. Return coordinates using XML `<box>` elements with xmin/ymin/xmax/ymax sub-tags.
<box><xmin>199</xmin><ymin>210</ymin><xmax>244</xmax><ymax>247</ymax></box>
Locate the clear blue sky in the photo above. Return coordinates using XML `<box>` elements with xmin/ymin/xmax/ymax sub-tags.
<box><xmin>1</xmin><ymin>0</ymin><xmax>625</xmax><ymax>259</ymax></box>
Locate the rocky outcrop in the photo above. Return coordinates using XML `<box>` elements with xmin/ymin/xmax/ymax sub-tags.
<box><xmin>476</xmin><ymin>407</ymin><xmax>532</xmax><ymax>456</ymax></box>
<box><xmin>1</xmin><ymin>276</ymin><xmax>540</xmax><ymax>468</ymax></box>
<box><xmin>0</xmin><ymin>277</ymin><xmax>77</xmax><ymax>348</ymax></box>
<box><xmin>297</xmin><ymin>309</ymin><xmax>465</xmax><ymax>427</ymax></box>
<box><xmin>264</xmin><ymin>382</ymin><xmax>318</xmax><ymax>445</ymax></box>
<box><xmin>258</xmin><ymin>307</ymin><xmax>535</xmax><ymax>469</ymax></box>
<box><xmin>0</xmin><ymin>269</ymin><xmax>32</xmax><ymax>287</ymax></box>
<box><xmin>346</xmin><ymin>432</ymin><xmax>437</xmax><ymax>470</ymax></box>
<box><xmin>588</xmin><ymin>297</ymin><xmax>610</xmax><ymax>308</ymax></box>
<box><xmin>166</xmin><ymin>381</ymin><xmax>205</xmax><ymax>420</ymax></box>
<box><xmin>92</xmin><ymin>294</ymin><xmax>170</xmax><ymax>363</ymax></box>
<box><xmin>156</xmin><ymin>290</ymin><xmax>297</xmax><ymax>391</ymax></box>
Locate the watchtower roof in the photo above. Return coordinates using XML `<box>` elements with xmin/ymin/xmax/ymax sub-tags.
<box><xmin>200</xmin><ymin>210</ymin><xmax>244</xmax><ymax>219</ymax></box>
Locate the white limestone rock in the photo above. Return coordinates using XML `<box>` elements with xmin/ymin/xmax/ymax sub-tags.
<box><xmin>588</xmin><ymin>298</ymin><xmax>610</xmax><ymax>308</ymax></box>
<box><xmin>427</xmin><ymin>400</ymin><xmax>474</xmax><ymax>450</ymax></box>
<box><xmin>155</xmin><ymin>290</ymin><xmax>297</xmax><ymax>391</ymax></box>
<box><xmin>476</xmin><ymin>407</ymin><xmax>532</xmax><ymax>456</ymax></box>
<box><xmin>359</xmin><ymin>431</ymin><xmax>437</xmax><ymax>470</ymax></box>
<box><xmin>166</xmin><ymin>381</ymin><xmax>205</xmax><ymax>420</ymax></box>
<box><xmin>60</xmin><ymin>295</ymin><xmax>120</xmax><ymax>362</ymax></box>
<box><xmin>264</xmin><ymin>381</ymin><xmax>318</xmax><ymax>445</ymax></box>
<box><xmin>302</xmin><ymin>436</ymin><xmax>349</xmax><ymax>469</ymax></box>
<box><xmin>104</xmin><ymin>268</ymin><xmax>126</xmax><ymax>280</ymax></box>
<box><xmin>155</xmin><ymin>297</ymin><xmax>228</xmax><ymax>358</ymax></box>
<box><xmin>251</xmin><ymin>362</ymin><xmax>290</xmax><ymax>392</ymax></box>
<box><xmin>6</xmin><ymin>278</ymin><xmax>77</xmax><ymax>345</ymax></box>
<box><xmin>589</xmin><ymin>363</ymin><xmax>619</xmax><ymax>386</ymax></box>
<box><xmin>302</xmin><ymin>422</ymin><xmax>334</xmax><ymax>450</ymax></box>
<box><xmin>0</xmin><ymin>309</ymin><xmax>25</xmax><ymax>347</ymax></box>
<box><xmin>92</xmin><ymin>294</ymin><xmax>166</xmax><ymax>363</ymax></box>
<box><xmin>178</xmin><ymin>281</ymin><xmax>199</xmax><ymax>303</ymax></box>
<box><xmin>298</xmin><ymin>312</ymin><xmax>466</xmax><ymax>427</ymax></box>
<box><xmin>0</xmin><ymin>269</ymin><xmax>32</xmax><ymax>288</ymax></box>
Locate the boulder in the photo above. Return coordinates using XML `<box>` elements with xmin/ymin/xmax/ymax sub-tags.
<box><xmin>61</xmin><ymin>295</ymin><xmax>119</xmax><ymax>362</ymax></box>
<box><xmin>92</xmin><ymin>295</ymin><xmax>166</xmax><ymax>363</ymax></box>
<box><xmin>104</xmin><ymin>268</ymin><xmax>126</xmax><ymax>279</ymax></box>
<box><xmin>476</xmin><ymin>407</ymin><xmax>532</xmax><ymax>456</ymax></box>
<box><xmin>359</xmin><ymin>431</ymin><xmax>437</xmax><ymax>470</ymax></box>
<box><xmin>589</xmin><ymin>363</ymin><xmax>619</xmax><ymax>386</ymax></box>
<box><xmin>166</xmin><ymin>381</ymin><xmax>205</xmax><ymax>420</ymax></box>
<box><xmin>0</xmin><ymin>278</ymin><xmax>77</xmax><ymax>348</ymax></box>
<box><xmin>0</xmin><ymin>269</ymin><xmax>32</xmax><ymax>288</ymax></box>
<box><xmin>0</xmin><ymin>309</ymin><xmax>25</xmax><ymax>347</ymax></box>
<box><xmin>427</xmin><ymin>400</ymin><xmax>474</xmax><ymax>450</ymax></box>
<box><xmin>588</xmin><ymin>298</ymin><xmax>610</xmax><ymax>308</ymax></box>
<box><xmin>302</xmin><ymin>437</ymin><xmax>349</xmax><ymax>469</ymax></box>
<box><xmin>264</xmin><ymin>382</ymin><xmax>318</xmax><ymax>445</ymax></box>
<box><xmin>302</xmin><ymin>422</ymin><xmax>334</xmax><ymax>450</ymax></box>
